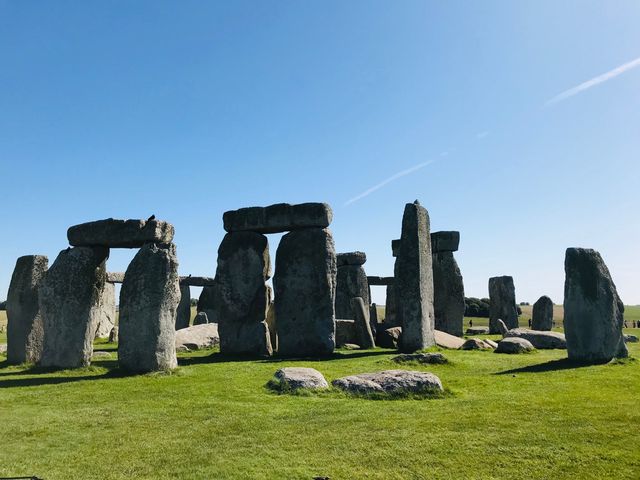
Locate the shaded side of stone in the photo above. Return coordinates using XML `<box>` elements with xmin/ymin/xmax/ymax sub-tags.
<box><xmin>335</xmin><ymin>264</ymin><xmax>370</xmax><ymax>322</ymax></box>
<box><xmin>175</xmin><ymin>284</ymin><xmax>191</xmax><ymax>330</ymax></box>
<box><xmin>223</xmin><ymin>202</ymin><xmax>332</xmax><ymax>234</ymax></box>
<box><xmin>351</xmin><ymin>297</ymin><xmax>375</xmax><ymax>349</ymax></box>
<box><xmin>489</xmin><ymin>276</ymin><xmax>518</xmax><ymax>333</ymax></box>
<box><xmin>39</xmin><ymin>247</ymin><xmax>108</xmax><ymax>368</ymax></box>
<box><xmin>7</xmin><ymin>255</ymin><xmax>48</xmax><ymax>364</ymax></box>
<box><xmin>68</xmin><ymin>218</ymin><xmax>174</xmax><ymax>248</ymax></box>
<box><xmin>431</xmin><ymin>231</ymin><xmax>460</xmax><ymax>253</ymax></box>
<box><xmin>532</xmin><ymin>295</ymin><xmax>554</xmax><ymax>331</ymax></box>
<box><xmin>433</xmin><ymin>251</ymin><xmax>464</xmax><ymax>337</ymax></box>
<box><xmin>274</xmin><ymin>228</ymin><xmax>336</xmax><ymax>356</ymax></box>
<box><xmin>119</xmin><ymin>243</ymin><xmax>179</xmax><ymax>372</ymax></box>
<box><xmin>197</xmin><ymin>284</ymin><xmax>219</xmax><ymax>323</ymax></box>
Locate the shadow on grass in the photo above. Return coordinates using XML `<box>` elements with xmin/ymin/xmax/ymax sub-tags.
<box><xmin>0</xmin><ymin>366</ymin><xmax>138</xmax><ymax>389</ymax></box>
<box><xmin>496</xmin><ymin>358</ymin><xmax>607</xmax><ymax>375</ymax></box>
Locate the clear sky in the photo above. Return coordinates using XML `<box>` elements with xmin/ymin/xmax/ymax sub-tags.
<box><xmin>1</xmin><ymin>1</ymin><xmax>639</xmax><ymax>306</ymax></box>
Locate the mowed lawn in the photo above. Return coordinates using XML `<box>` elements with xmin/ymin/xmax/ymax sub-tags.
<box><xmin>0</xmin><ymin>308</ymin><xmax>639</xmax><ymax>479</ymax></box>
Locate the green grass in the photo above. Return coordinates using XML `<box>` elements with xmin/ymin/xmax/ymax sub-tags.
<box><xmin>0</xmin><ymin>337</ymin><xmax>639</xmax><ymax>479</ymax></box>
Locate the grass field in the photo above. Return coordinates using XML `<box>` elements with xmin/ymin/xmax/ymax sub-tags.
<box><xmin>0</xmin><ymin>310</ymin><xmax>639</xmax><ymax>479</ymax></box>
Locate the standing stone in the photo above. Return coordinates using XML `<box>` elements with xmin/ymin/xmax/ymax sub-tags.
<box><xmin>370</xmin><ymin>303</ymin><xmax>379</xmax><ymax>331</ymax></box>
<box><xmin>351</xmin><ymin>297</ymin><xmax>375</xmax><ymax>349</ymax></box>
<box><xmin>265</xmin><ymin>285</ymin><xmax>277</xmax><ymax>352</ymax></box>
<box><xmin>489</xmin><ymin>276</ymin><xmax>518</xmax><ymax>333</ymax></box>
<box><xmin>335</xmin><ymin>252</ymin><xmax>370</xmax><ymax>330</ymax></box>
<box><xmin>532</xmin><ymin>295</ymin><xmax>554</xmax><ymax>331</ymax></box>
<box><xmin>193</xmin><ymin>311</ymin><xmax>209</xmax><ymax>325</ymax></box>
<box><xmin>433</xmin><ymin>251</ymin><xmax>465</xmax><ymax>337</ymax></box>
<box><xmin>119</xmin><ymin>243</ymin><xmax>180</xmax><ymax>372</ymax></box>
<box><xmin>6</xmin><ymin>255</ymin><xmax>48</xmax><ymax>364</ymax></box>
<box><xmin>213</xmin><ymin>232</ymin><xmax>272</xmax><ymax>356</ymax></box>
<box><xmin>274</xmin><ymin>228</ymin><xmax>336</xmax><ymax>356</ymax></box>
<box><xmin>39</xmin><ymin>247</ymin><xmax>109</xmax><ymax>368</ymax></box>
<box><xmin>384</xmin><ymin>283</ymin><xmax>399</xmax><ymax>327</ymax></box>
<box><xmin>94</xmin><ymin>281</ymin><xmax>116</xmax><ymax>339</ymax></box>
<box><xmin>175</xmin><ymin>284</ymin><xmax>191</xmax><ymax>329</ymax></box>
<box><xmin>197</xmin><ymin>284</ymin><xmax>219</xmax><ymax>323</ymax></box>
<box><xmin>396</xmin><ymin>201</ymin><xmax>435</xmax><ymax>353</ymax></box>
<box><xmin>564</xmin><ymin>248</ymin><xmax>627</xmax><ymax>362</ymax></box>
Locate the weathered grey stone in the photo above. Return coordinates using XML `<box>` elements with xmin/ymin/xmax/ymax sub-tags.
<box><xmin>175</xmin><ymin>323</ymin><xmax>219</xmax><ymax>350</ymax></box>
<box><xmin>532</xmin><ymin>295</ymin><xmax>554</xmax><ymax>331</ymax></box>
<box><xmin>489</xmin><ymin>276</ymin><xmax>518</xmax><ymax>333</ymax></box>
<box><xmin>175</xmin><ymin>284</ymin><xmax>191</xmax><ymax>330</ymax></box>
<box><xmin>39</xmin><ymin>247</ymin><xmax>108</xmax><ymax>368</ymax></box>
<box><xmin>337</xmin><ymin>251</ymin><xmax>366</xmax><ymax>266</ymax></box>
<box><xmin>179</xmin><ymin>276</ymin><xmax>216</xmax><ymax>287</ymax></box>
<box><xmin>351</xmin><ymin>297</ymin><xmax>375</xmax><ymax>349</ymax></box>
<box><xmin>223</xmin><ymin>202</ymin><xmax>332</xmax><ymax>234</ymax></box>
<box><xmin>271</xmin><ymin>367</ymin><xmax>329</xmax><ymax>391</ymax></box>
<box><xmin>431</xmin><ymin>231</ymin><xmax>460</xmax><ymax>253</ymax></box>
<box><xmin>212</xmin><ymin>232</ymin><xmax>272</xmax><ymax>356</ymax></box>
<box><xmin>434</xmin><ymin>329</ymin><xmax>465</xmax><ymax>349</ymax></box>
<box><xmin>384</xmin><ymin>283</ymin><xmax>399</xmax><ymax>327</ymax></box>
<box><xmin>369</xmin><ymin>303</ymin><xmax>379</xmax><ymax>332</ymax></box>
<box><xmin>377</xmin><ymin>326</ymin><xmax>402</xmax><ymax>349</ymax></box>
<box><xmin>367</xmin><ymin>276</ymin><xmax>394</xmax><ymax>286</ymax></box>
<box><xmin>265</xmin><ymin>294</ymin><xmax>277</xmax><ymax>352</ymax></box>
<box><xmin>335</xmin><ymin>319</ymin><xmax>356</xmax><ymax>347</ymax></box>
<box><xmin>495</xmin><ymin>337</ymin><xmax>535</xmax><ymax>354</ymax></box>
<box><xmin>483</xmin><ymin>339</ymin><xmax>498</xmax><ymax>348</ymax></box>
<box><xmin>392</xmin><ymin>353</ymin><xmax>448</xmax><ymax>364</ymax></box>
<box><xmin>94</xmin><ymin>281</ymin><xmax>116</xmax><ymax>339</ymax></box>
<box><xmin>193</xmin><ymin>311</ymin><xmax>209</xmax><ymax>325</ymax></box>
<box><xmin>68</xmin><ymin>218</ymin><xmax>174</xmax><ymax>248</ymax></box>
<box><xmin>335</xmin><ymin>264</ymin><xmax>370</xmax><ymax>327</ymax></box>
<box><xmin>106</xmin><ymin>272</ymin><xmax>125</xmax><ymax>283</ymax></box>
<box><xmin>197</xmin><ymin>284</ymin><xmax>219</xmax><ymax>323</ymax></box>
<box><xmin>7</xmin><ymin>255</ymin><xmax>48</xmax><ymax>364</ymax></box>
<box><xmin>564</xmin><ymin>248</ymin><xmax>628</xmax><ymax>362</ymax></box>
<box><xmin>108</xmin><ymin>326</ymin><xmax>118</xmax><ymax>343</ymax></box>
<box><xmin>466</xmin><ymin>326</ymin><xmax>490</xmax><ymax>335</ymax></box>
<box><xmin>500</xmin><ymin>322</ymin><xmax>566</xmax><ymax>349</ymax></box>
<box><xmin>460</xmin><ymin>338</ymin><xmax>493</xmax><ymax>350</ymax></box>
<box><xmin>396</xmin><ymin>201</ymin><xmax>435</xmax><ymax>353</ymax></box>
<box><xmin>274</xmin><ymin>228</ymin><xmax>336</xmax><ymax>357</ymax></box>
<box><xmin>433</xmin><ymin>251</ymin><xmax>464</xmax><ymax>337</ymax></box>
<box><xmin>119</xmin><ymin>243</ymin><xmax>179</xmax><ymax>372</ymax></box>
<box><xmin>624</xmin><ymin>334</ymin><xmax>639</xmax><ymax>343</ymax></box>
<box><xmin>332</xmin><ymin>370</ymin><xmax>443</xmax><ymax>395</ymax></box>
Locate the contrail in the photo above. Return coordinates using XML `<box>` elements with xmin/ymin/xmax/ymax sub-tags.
<box><xmin>344</xmin><ymin>159</ymin><xmax>436</xmax><ymax>206</ymax></box>
<box><xmin>545</xmin><ymin>55</ymin><xmax>640</xmax><ymax>107</ymax></box>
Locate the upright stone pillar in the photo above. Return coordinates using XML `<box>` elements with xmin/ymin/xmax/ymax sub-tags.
<box><xmin>532</xmin><ymin>295</ymin><xmax>554</xmax><ymax>331</ymax></box>
<box><xmin>564</xmin><ymin>248</ymin><xmax>627</xmax><ymax>362</ymax></box>
<box><xmin>384</xmin><ymin>283</ymin><xmax>398</xmax><ymax>327</ymax></box>
<box><xmin>274</xmin><ymin>228</ymin><xmax>336</xmax><ymax>356</ymax></box>
<box><xmin>432</xmin><ymin>231</ymin><xmax>464</xmax><ymax>337</ymax></box>
<box><xmin>396</xmin><ymin>201</ymin><xmax>435</xmax><ymax>353</ymax></box>
<box><xmin>175</xmin><ymin>284</ymin><xmax>191</xmax><ymax>330</ymax></box>
<box><xmin>351</xmin><ymin>297</ymin><xmax>375</xmax><ymax>349</ymax></box>
<box><xmin>335</xmin><ymin>252</ymin><xmax>371</xmax><ymax>331</ymax></box>
<box><xmin>489</xmin><ymin>276</ymin><xmax>518</xmax><ymax>333</ymax></box>
<box><xmin>119</xmin><ymin>243</ymin><xmax>180</xmax><ymax>372</ymax></box>
<box><xmin>6</xmin><ymin>255</ymin><xmax>48</xmax><ymax>364</ymax></box>
<box><xmin>94</xmin><ymin>281</ymin><xmax>116</xmax><ymax>338</ymax></box>
<box><xmin>39</xmin><ymin>247</ymin><xmax>109</xmax><ymax>368</ymax></box>
<box><xmin>197</xmin><ymin>285</ymin><xmax>219</xmax><ymax>323</ymax></box>
<box><xmin>213</xmin><ymin>232</ymin><xmax>272</xmax><ymax>356</ymax></box>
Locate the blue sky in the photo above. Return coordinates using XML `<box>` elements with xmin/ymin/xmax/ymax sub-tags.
<box><xmin>1</xmin><ymin>1</ymin><xmax>639</xmax><ymax>305</ymax></box>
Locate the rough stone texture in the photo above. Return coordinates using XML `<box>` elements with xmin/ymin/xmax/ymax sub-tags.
<box><xmin>212</xmin><ymin>232</ymin><xmax>272</xmax><ymax>356</ymax></box>
<box><xmin>332</xmin><ymin>370</ymin><xmax>443</xmax><ymax>395</ymax></box>
<box><xmin>271</xmin><ymin>367</ymin><xmax>329</xmax><ymax>391</ymax></box>
<box><xmin>108</xmin><ymin>326</ymin><xmax>118</xmax><ymax>343</ymax></box>
<box><xmin>274</xmin><ymin>228</ymin><xmax>336</xmax><ymax>357</ymax></box>
<box><xmin>337</xmin><ymin>251</ymin><xmax>366</xmax><ymax>266</ymax></box>
<box><xmin>431</xmin><ymin>231</ymin><xmax>460</xmax><ymax>253</ymax></box>
<box><xmin>68</xmin><ymin>218</ymin><xmax>174</xmax><ymax>248</ymax></box>
<box><xmin>369</xmin><ymin>303</ymin><xmax>379</xmax><ymax>332</ymax></box>
<box><xmin>106</xmin><ymin>272</ymin><xmax>125</xmax><ymax>283</ymax></box>
<box><xmin>392</xmin><ymin>353</ymin><xmax>448</xmax><ymax>364</ymax></box>
<box><xmin>223</xmin><ymin>202</ymin><xmax>332</xmax><ymax>234</ymax></box>
<box><xmin>175</xmin><ymin>323</ymin><xmax>219</xmax><ymax>350</ymax></box>
<box><xmin>335</xmin><ymin>264</ymin><xmax>370</xmax><ymax>327</ymax></box>
<box><xmin>495</xmin><ymin>337</ymin><xmax>535</xmax><ymax>354</ymax></box>
<box><xmin>384</xmin><ymin>283</ymin><xmax>399</xmax><ymax>327</ymax></box>
<box><xmin>466</xmin><ymin>326</ymin><xmax>490</xmax><ymax>335</ymax></box>
<box><xmin>433</xmin><ymin>251</ymin><xmax>465</xmax><ymax>337</ymax></box>
<box><xmin>265</xmin><ymin>296</ymin><xmax>277</xmax><ymax>352</ymax></box>
<box><xmin>94</xmin><ymin>281</ymin><xmax>116</xmax><ymax>339</ymax></box>
<box><xmin>367</xmin><ymin>276</ymin><xmax>394</xmax><ymax>286</ymax></box>
<box><xmin>377</xmin><ymin>326</ymin><xmax>402</xmax><ymax>349</ymax></box>
<box><xmin>193</xmin><ymin>311</ymin><xmax>209</xmax><ymax>325</ymax></box>
<box><xmin>396</xmin><ymin>201</ymin><xmax>435</xmax><ymax>353</ymax></box>
<box><xmin>489</xmin><ymin>276</ymin><xmax>518</xmax><ymax>333</ymax></box>
<box><xmin>624</xmin><ymin>334</ymin><xmax>639</xmax><ymax>343</ymax></box>
<box><xmin>39</xmin><ymin>247</ymin><xmax>109</xmax><ymax>368</ymax></box>
<box><xmin>351</xmin><ymin>297</ymin><xmax>375</xmax><ymax>349</ymax></box>
<box><xmin>500</xmin><ymin>321</ymin><xmax>567</xmax><ymax>349</ymax></box>
<box><xmin>532</xmin><ymin>295</ymin><xmax>554</xmax><ymax>331</ymax></box>
<box><xmin>434</xmin><ymin>329</ymin><xmax>465</xmax><ymax>349</ymax></box>
<box><xmin>564</xmin><ymin>248</ymin><xmax>628</xmax><ymax>362</ymax></box>
<box><xmin>175</xmin><ymin>284</ymin><xmax>191</xmax><ymax>330</ymax></box>
<box><xmin>179</xmin><ymin>276</ymin><xmax>216</xmax><ymax>287</ymax></box>
<box><xmin>119</xmin><ymin>243</ymin><xmax>180</xmax><ymax>372</ymax></box>
<box><xmin>197</xmin><ymin>285</ymin><xmax>218</xmax><ymax>323</ymax></box>
<box><xmin>6</xmin><ymin>255</ymin><xmax>48</xmax><ymax>364</ymax></box>
<box><xmin>460</xmin><ymin>338</ymin><xmax>493</xmax><ymax>350</ymax></box>
<box><xmin>335</xmin><ymin>319</ymin><xmax>356</xmax><ymax>347</ymax></box>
